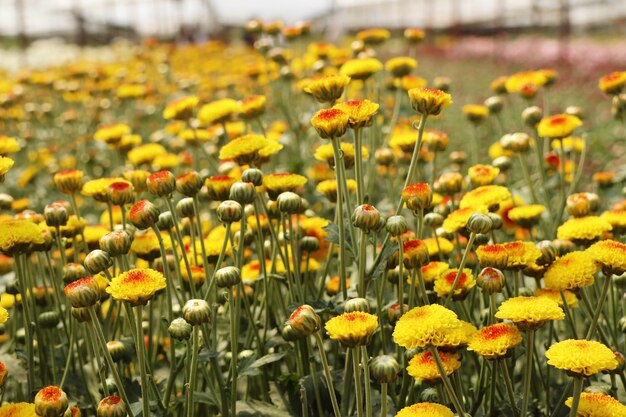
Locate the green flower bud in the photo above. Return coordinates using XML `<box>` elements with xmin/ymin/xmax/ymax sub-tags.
<box><xmin>64</xmin><ymin>277</ymin><xmax>100</xmax><ymax>308</ymax></box>
<box><xmin>423</xmin><ymin>212</ymin><xmax>443</xmax><ymax>228</ymax></box>
<box><xmin>39</xmin><ymin>311</ymin><xmax>60</xmax><ymax>329</ymax></box>
<box><xmin>107</xmin><ymin>181</ymin><xmax>134</xmax><ymax>206</ymax></box>
<box><xmin>62</xmin><ymin>263</ymin><xmax>88</xmax><ymax>284</ymax></box>
<box><xmin>157</xmin><ymin>211</ymin><xmax>174</xmax><ymax>230</ymax></box>
<box><xmin>486</xmin><ymin>213</ymin><xmax>503</xmax><ymax>230</ymax></box>
<box><xmin>536</xmin><ymin>240</ymin><xmax>558</xmax><ymax>266</ymax></box>
<box><xmin>420</xmin><ymin>387</ymin><xmax>439</xmax><ymax>402</ymax></box>
<box><xmin>106</xmin><ymin>340</ymin><xmax>129</xmax><ymax>363</ymax></box>
<box><xmin>44</xmin><ymin>202</ymin><xmax>69</xmax><ymax>228</ymax></box>
<box><xmin>370</xmin><ymin>355</ymin><xmax>400</xmax><ymax>384</ymax></box>
<box><xmin>97</xmin><ymin>395</ymin><xmax>126</xmax><ymax>417</ymax></box>
<box><xmin>352</xmin><ymin>204</ymin><xmax>381</xmax><ymax>232</ymax></box>
<box><xmin>386</xmin><ymin>215</ymin><xmax>408</xmax><ymax>237</ymax></box>
<box><xmin>522</xmin><ymin>106</ymin><xmax>543</xmax><ymax>126</ymax></box>
<box><xmin>176</xmin><ymin>170</ymin><xmax>203</xmax><ymax>196</ymax></box>
<box><xmin>182</xmin><ymin>299</ymin><xmax>211</xmax><ymax>326</ymax></box>
<box><xmin>71</xmin><ymin>307</ymin><xmax>92</xmax><ymax>323</ymax></box>
<box><xmin>387</xmin><ymin>303</ymin><xmax>408</xmax><ymax>325</ymax></box>
<box><xmin>129</xmin><ymin>200</ymin><xmax>160</xmax><ymax>230</ymax></box>
<box><xmin>301</xmin><ymin>236</ymin><xmax>320</xmax><ymax>253</ymax></box>
<box><xmin>476</xmin><ymin>267</ymin><xmax>504</xmax><ymax>295</ymax></box>
<box><xmin>475</xmin><ymin>233</ymin><xmax>490</xmax><ymax>245</ymax></box>
<box><xmin>344</xmin><ymin>297</ymin><xmax>370</xmax><ymax>313</ymax></box>
<box><xmin>35</xmin><ymin>386</ymin><xmax>69</xmax><ymax>417</ymax></box>
<box><xmin>230</xmin><ymin>182</ymin><xmax>256</xmax><ymax>205</ymax></box>
<box><xmin>168</xmin><ymin>317</ymin><xmax>193</xmax><ymax>340</ymax></box>
<box><xmin>241</xmin><ymin>168</ymin><xmax>263</xmax><ymax>187</ymax></box>
<box><xmin>484</xmin><ymin>96</ymin><xmax>503</xmax><ymax>114</ymax></box>
<box><xmin>288</xmin><ymin>305</ymin><xmax>321</xmax><ymax>337</ymax></box>
<box><xmin>176</xmin><ymin>197</ymin><xmax>195</xmax><ymax>218</ymax></box>
<box><xmin>277</xmin><ymin>192</ymin><xmax>302</xmax><ymax>214</ymax></box>
<box><xmin>281</xmin><ymin>324</ymin><xmax>302</xmax><ymax>341</ymax></box>
<box><xmin>99</xmin><ymin>230</ymin><xmax>133</xmax><ymax>257</ymax></box>
<box><xmin>217</xmin><ymin>200</ymin><xmax>242</xmax><ymax>224</ymax></box>
<box><xmin>215</xmin><ymin>266</ymin><xmax>242</xmax><ymax>289</ymax></box>
<box><xmin>146</xmin><ymin>170</ymin><xmax>176</xmax><ymax>197</ymax></box>
<box><xmin>492</xmin><ymin>156</ymin><xmax>511</xmax><ymax>171</ymax></box>
<box><xmin>467</xmin><ymin>213</ymin><xmax>493</xmax><ymax>234</ymax></box>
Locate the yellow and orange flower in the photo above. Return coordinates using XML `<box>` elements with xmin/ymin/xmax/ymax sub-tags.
<box><xmin>598</xmin><ymin>71</ymin><xmax>626</xmax><ymax>95</ymax></box>
<box><xmin>163</xmin><ymin>95</ymin><xmax>199</xmax><ymax>120</ymax></box>
<box><xmin>565</xmin><ymin>393</ymin><xmax>626</xmax><ymax>417</ymax></box>
<box><xmin>407</xmin><ymin>87</ymin><xmax>452</xmax><ymax>116</ymax></box>
<box><xmin>556</xmin><ymin>216</ymin><xmax>612</xmax><ymax>243</ymax></box>
<box><xmin>407</xmin><ymin>349</ymin><xmax>461</xmax><ymax>382</ymax></box>
<box><xmin>333</xmin><ymin>99</ymin><xmax>379</xmax><ymax>128</ymax></box>
<box><xmin>546</xmin><ymin>339</ymin><xmax>618</xmax><ymax>377</ymax></box>
<box><xmin>495</xmin><ymin>296</ymin><xmax>564</xmax><ymax>330</ymax></box>
<box><xmin>106</xmin><ymin>268</ymin><xmax>166</xmax><ymax>305</ymax></box>
<box><xmin>198</xmin><ymin>98</ymin><xmax>239</xmax><ymax>126</ymax></box>
<box><xmin>468</xmin><ymin>164</ymin><xmax>499</xmax><ymax>187</ymax></box>
<box><xmin>537</xmin><ymin>114</ymin><xmax>583</xmax><ymax>139</ymax></box>
<box><xmin>395</xmin><ymin>402</ymin><xmax>453</xmax><ymax>417</ymax></box>
<box><xmin>468</xmin><ymin>323</ymin><xmax>522</xmax><ymax>359</ymax></box>
<box><xmin>325</xmin><ymin>311</ymin><xmax>378</xmax><ymax>348</ymax></box>
<box><xmin>543</xmin><ymin>251</ymin><xmax>597</xmax><ymax>291</ymax></box>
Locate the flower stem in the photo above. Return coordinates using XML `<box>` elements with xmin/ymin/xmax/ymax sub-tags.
<box><xmin>352</xmin><ymin>347</ymin><xmax>364</xmax><ymax>417</ymax></box>
<box><xmin>358</xmin><ymin>231</ymin><xmax>368</xmax><ymax>297</ymax></box>
<box><xmin>354</xmin><ymin>128</ymin><xmax>365</xmax><ymax>205</ymax></box>
<box><xmin>381</xmin><ymin>383</ymin><xmax>388</xmax><ymax>417</ymax></box>
<box><xmin>429</xmin><ymin>346</ymin><xmax>465</xmax><ymax>416</ymax></box>
<box><xmin>331</xmin><ymin>137</ymin><xmax>349</xmax><ymax>299</ymax></box>
<box><xmin>134</xmin><ymin>305</ymin><xmax>150</xmax><ymax>417</ymax></box>
<box><xmin>313</xmin><ymin>332</ymin><xmax>341</xmax><ymax>417</ymax></box>
<box><xmin>568</xmin><ymin>378</ymin><xmax>583</xmax><ymax>417</ymax></box>
<box><xmin>499</xmin><ymin>358</ymin><xmax>518</xmax><ymax>417</ymax></box>
<box><xmin>361</xmin><ymin>346</ymin><xmax>373</xmax><ymax>417</ymax></box>
<box><xmin>229</xmin><ymin>292</ymin><xmax>239</xmax><ymax>417</ymax></box>
<box><xmin>585</xmin><ymin>273</ymin><xmax>613</xmax><ymax>339</ymax></box>
<box><xmin>443</xmin><ymin>232</ymin><xmax>476</xmax><ymax>307</ymax></box>
<box><xmin>186</xmin><ymin>326</ymin><xmax>200</xmax><ymax>417</ymax></box>
<box><xmin>521</xmin><ymin>329</ymin><xmax>535</xmax><ymax>417</ymax></box>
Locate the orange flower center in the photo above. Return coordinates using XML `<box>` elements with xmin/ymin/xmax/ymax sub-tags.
<box><xmin>40</xmin><ymin>386</ymin><xmax>63</xmax><ymax>401</ymax></box>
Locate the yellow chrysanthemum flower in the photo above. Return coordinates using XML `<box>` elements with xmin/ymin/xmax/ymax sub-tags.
<box><xmin>508</xmin><ymin>205</ymin><xmax>546</xmax><ymax>227</ymax></box>
<box><xmin>163</xmin><ymin>95</ymin><xmax>199</xmax><ymax>120</ymax></box>
<box><xmin>598</xmin><ymin>71</ymin><xmax>626</xmax><ymax>95</ymax></box>
<box><xmin>0</xmin><ymin>219</ymin><xmax>44</xmax><ymax>255</ymax></box>
<box><xmin>565</xmin><ymin>393</ymin><xmax>626</xmax><ymax>417</ymax></box>
<box><xmin>197</xmin><ymin>98</ymin><xmax>239</xmax><ymax>126</ymax></box>
<box><xmin>314</xmin><ymin>142</ymin><xmax>368</xmax><ymax>169</ymax></box>
<box><xmin>316</xmin><ymin>179</ymin><xmax>357</xmax><ymax>202</ymax></box>
<box><xmin>311</xmin><ymin>108</ymin><xmax>350</xmax><ymax>139</ymax></box>
<box><xmin>325</xmin><ymin>311</ymin><xmax>378</xmax><ymax>348</ymax></box>
<box><xmin>407</xmin><ymin>87</ymin><xmax>453</xmax><ymax>116</ymax></box>
<box><xmin>0</xmin><ymin>135</ymin><xmax>20</xmax><ymax>155</ymax></box>
<box><xmin>551</xmin><ymin>136</ymin><xmax>585</xmax><ymax>153</ymax></box>
<box><xmin>219</xmin><ymin>134</ymin><xmax>268</xmax><ymax>165</ymax></box>
<box><xmin>502</xmin><ymin>241</ymin><xmax>541</xmax><ymax>270</ymax></box>
<box><xmin>395</xmin><ymin>402</ymin><xmax>454</xmax><ymax>417</ymax></box>
<box><xmin>468</xmin><ymin>323</ymin><xmax>522</xmax><ymax>359</ymax></box>
<box><xmin>385</xmin><ymin>56</ymin><xmax>418</xmax><ymax>78</ymax></box>
<box><xmin>0</xmin><ymin>156</ymin><xmax>14</xmax><ymax>180</ymax></box>
<box><xmin>239</xmin><ymin>95</ymin><xmax>267</xmax><ymax>120</ymax></box>
<box><xmin>505</xmin><ymin>70</ymin><xmax>548</xmax><ymax>94</ymax></box>
<box><xmin>537</xmin><ymin>114</ymin><xmax>583</xmax><ymax>139</ymax></box>
<box><xmin>423</xmin><ymin>237</ymin><xmax>453</xmax><ymax>257</ymax></box>
<box><xmin>407</xmin><ymin>349</ymin><xmax>461</xmax><ymax>382</ymax></box>
<box><xmin>339</xmin><ymin>58</ymin><xmax>383</xmax><ymax>81</ymax></box>
<box><xmin>468</xmin><ymin>164</ymin><xmax>499</xmax><ymax>187</ymax></box>
<box><xmin>556</xmin><ymin>216</ymin><xmax>612</xmax><ymax>243</ymax></box>
<box><xmin>534</xmin><ymin>289</ymin><xmax>579</xmax><ymax>309</ymax></box>
<box><xmin>392</xmin><ymin>304</ymin><xmax>464</xmax><ymax>349</ymax></box>
<box><xmin>357</xmin><ymin>28</ymin><xmax>390</xmax><ymax>45</ymax></box>
<box><xmin>263</xmin><ymin>173</ymin><xmax>307</xmax><ymax>199</ymax></box>
<box><xmin>546</xmin><ymin>339</ymin><xmax>618</xmax><ymax>377</ymax></box>
<box><xmin>127</xmin><ymin>143</ymin><xmax>166</xmax><ymax>166</ymax></box>
<box><xmin>152</xmin><ymin>153</ymin><xmax>180</xmax><ymax>170</ymax></box>
<box><xmin>586</xmin><ymin>239</ymin><xmax>626</xmax><ymax>275</ymax></box>
<box><xmin>94</xmin><ymin>124</ymin><xmax>131</xmax><ymax>145</ymax></box>
<box><xmin>459</xmin><ymin>185</ymin><xmax>512</xmax><ymax>211</ymax></box>
<box><xmin>333</xmin><ymin>99</ymin><xmax>379</xmax><ymax>129</ymax></box>
<box><xmin>462</xmin><ymin>104</ymin><xmax>489</xmax><ymax>122</ymax></box>
<box><xmin>303</xmin><ymin>74</ymin><xmax>351</xmax><ymax>103</ymax></box>
<box><xmin>495</xmin><ymin>296</ymin><xmax>564</xmax><ymax>330</ymax></box>
<box><xmin>0</xmin><ymin>402</ymin><xmax>37</xmax><ymax>416</ymax></box>
<box><xmin>82</xmin><ymin>178</ymin><xmax>131</xmax><ymax>203</ymax></box>
<box><xmin>396</xmin><ymin>75</ymin><xmax>428</xmax><ymax>91</ymax></box>
<box><xmin>389</xmin><ymin>128</ymin><xmax>417</xmax><ymax>152</ymax></box>
<box><xmin>420</xmin><ymin>261</ymin><xmax>450</xmax><ymax>284</ymax></box>
<box><xmin>106</xmin><ymin>268</ymin><xmax>166</xmax><ymax>306</ymax></box>
<box><xmin>600</xmin><ymin>210</ymin><xmax>626</xmax><ymax>232</ymax></box>
<box><xmin>543</xmin><ymin>251</ymin><xmax>597</xmax><ymax>291</ymax></box>
<box><xmin>434</xmin><ymin>268</ymin><xmax>475</xmax><ymax>298</ymax></box>
<box><xmin>442</xmin><ymin>207</ymin><xmax>488</xmax><ymax>234</ymax></box>
<box><xmin>0</xmin><ymin>306</ymin><xmax>8</xmax><ymax>323</ymax></box>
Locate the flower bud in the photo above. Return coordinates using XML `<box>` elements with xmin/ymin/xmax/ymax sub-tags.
<box><xmin>129</xmin><ymin>200</ymin><xmax>160</xmax><ymax>230</ymax></box>
<box><xmin>487</xmin><ymin>213</ymin><xmax>503</xmax><ymax>230</ymax></box>
<box><xmin>99</xmin><ymin>230</ymin><xmax>133</xmax><ymax>257</ymax></box>
<box><xmin>536</xmin><ymin>240</ymin><xmax>558</xmax><ymax>266</ymax></box>
<box><xmin>107</xmin><ymin>181</ymin><xmax>134</xmax><ymax>206</ymax></box>
<box><xmin>566</xmin><ymin>193</ymin><xmax>593</xmax><ymax>217</ymax></box>
<box><xmin>39</xmin><ymin>311</ymin><xmax>60</xmax><ymax>329</ymax></box>
<box><xmin>288</xmin><ymin>305</ymin><xmax>321</xmax><ymax>337</ymax></box>
<box><xmin>97</xmin><ymin>395</ymin><xmax>126</xmax><ymax>417</ymax></box>
<box><xmin>474</xmin><ymin>233</ymin><xmax>490</xmax><ymax>245</ymax></box>
<box><xmin>421</xmin><ymin>387</ymin><xmax>440</xmax><ymax>403</ymax></box>
<box><xmin>437</xmin><ymin>172</ymin><xmax>463</xmax><ymax>195</ymax></box>
<box><xmin>230</xmin><ymin>182</ymin><xmax>256</xmax><ymax>205</ymax></box>
<box><xmin>182</xmin><ymin>299</ymin><xmax>211</xmax><ymax>326</ymax></box>
<box><xmin>71</xmin><ymin>307</ymin><xmax>92</xmax><ymax>323</ymax></box>
<box><xmin>45</xmin><ymin>203</ymin><xmax>69</xmax><ymax>228</ymax></box>
<box><xmin>476</xmin><ymin>244</ymin><xmax>508</xmax><ymax>270</ymax></box>
<box><xmin>375</xmin><ymin>148</ymin><xmax>394</xmax><ymax>166</ymax></box>
<box><xmin>352</xmin><ymin>204</ymin><xmax>381</xmax><ymax>232</ymax></box>
<box><xmin>301</xmin><ymin>236</ymin><xmax>320</xmax><ymax>253</ymax></box>
<box><xmin>146</xmin><ymin>170</ymin><xmax>176</xmax><ymax>197</ymax></box>
<box><xmin>522</xmin><ymin>106</ymin><xmax>543</xmax><ymax>126</ymax></box>
<box><xmin>402</xmin><ymin>239</ymin><xmax>429</xmax><ymax>269</ymax></box>
<box><xmin>277</xmin><ymin>192</ymin><xmax>302</xmax><ymax>214</ymax></box>
<box><xmin>64</xmin><ymin>277</ymin><xmax>100</xmax><ymax>308</ymax></box>
<box><xmin>176</xmin><ymin>171</ymin><xmax>203</xmax><ymax>196</ymax></box>
<box><xmin>484</xmin><ymin>96</ymin><xmax>503</xmax><ymax>114</ymax></box>
<box><xmin>565</xmin><ymin>106</ymin><xmax>584</xmax><ymax>120</ymax></box>
<box><xmin>501</xmin><ymin>132</ymin><xmax>531</xmax><ymax>153</ymax></box>
<box><xmin>176</xmin><ymin>197</ymin><xmax>195</xmax><ymax>218</ymax></box>
<box><xmin>344</xmin><ymin>298</ymin><xmax>370</xmax><ymax>313</ymax></box>
<box><xmin>492</xmin><ymin>156</ymin><xmax>511</xmax><ymax>171</ymax></box>
<box><xmin>402</xmin><ymin>183</ymin><xmax>432</xmax><ymax>211</ymax></box>
<box><xmin>467</xmin><ymin>213</ymin><xmax>493</xmax><ymax>234</ymax></box>
<box><xmin>107</xmin><ymin>341</ymin><xmax>128</xmax><ymax>363</ymax></box>
<box><xmin>476</xmin><ymin>267</ymin><xmax>505</xmax><ymax>294</ymax></box>
<box><xmin>84</xmin><ymin>250</ymin><xmax>112</xmax><ymax>275</ymax></box>
<box><xmin>386</xmin><ymin>215</ymin><xmax>408</xmax><ymax>237</ymax></box>
<box><xmin>168</xmin><ymin>317</ymin><xmax>193</xmax><ymax>340</ymax></box>
<box><xmin>241</xmin><ymin>168</ymin><xmax>263</xmax><ymax>187</ymax></box>
<box><xmin>281</xmin><ymin>324</ymin><xmax>302</xmax><ymax>341</ymax></box>
<box><xmin>215</xmin><ymin>266</ymin><xmax>242</xmax><ymax>289</ymax></box>
<box><xmin>423</xmin><ymin>212</ymin><xmax>443</xmax><ymax>228</ymax></box>
<box><xmin>35</xmin><ymin>386</ymin><xmax>69</xmax><ymax>417</ymax></box>
<box><xmin>156</xmin><ymin>211</ymin><xmax>174</xmax><ymax>230</ymax></box>
<box><xmin>217</xmin><ymin>200</ymin><xmax>242</xmax><ymax>224</ymax></box>
<box><xmin>388</xmin><ymin>303</ymin><xmax>408</xmax><ymax>325</ymax></box>
<box><xmin>408</xmin><ymin>87</ymin><xmax>453</xmax><ymax>116</ymax></box>
<box><xmin>62</xmin><ymin>263</ymin><xmax>88</xmax><ymax>284</ymax></box>
<box><xmin>370</xmin><ymin>355</ymin><xmax>400</xmax><ymax>384</ymax></box>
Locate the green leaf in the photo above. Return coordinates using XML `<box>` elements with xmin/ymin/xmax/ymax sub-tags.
<box><xmin>323</xmin><ymin>222</ymin><xmax>355</xmax><ymax>257</ymax></box>
<box><xmin>367</xmin><ymin>240</ymin><xmax>398</xmax><ymax>281</ymax></box>
<box><xmin>239</xmin><ymin>352</ymin><xmax>287</xmax><ymax>377</ymax></box>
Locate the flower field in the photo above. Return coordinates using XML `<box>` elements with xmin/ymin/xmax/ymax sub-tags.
<box><xmin>0</xmin><ymin>22</ymin><xmax>626</xmax><ymax>417</ymax></box>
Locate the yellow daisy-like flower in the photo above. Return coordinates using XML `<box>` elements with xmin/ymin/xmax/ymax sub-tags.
<box><xmin>357</xmin><ymin>28</ymin><xmax>390</xmax><ymax>45</ymax></box>
<box><xmin>117</xmin><ymin>83</ymin><xmax>147</xmax><ymax>99</ymax></box>
<box><xmin>339</xmin><ymin>58</ymin><xmax>383</xmax><ymax>81</ymax></box>
<box><xmin>389</xmin><ymin>128</ymin><xmax>417</xmax><ymax>152</ymax></box>
<box><xmin>0</xmin><ymin>306</ymin><xmax>8</xmax><ymax>323</ymax></box>
<box><xmin>130</xmin><ymin>230</ymin><xmax>165</xmax><ymax>261</ymax></box>
<box><xmin>423</xmin><ymin>237</ymin><xmax>453</xmax><ymax>257</ymax></box>
<box><xmin>263</xmin><ymin>173</ymin><xmax>308</xmax><ymax>199</ymax></box>
<box><xmin>395</xmin><ymin>402</ymin><xmax>454</xmax><ymax>417</ymax></box>
<box><xmin>0</xmin><ymin>402</ymin><xmax>37</xmax><ymax>416</ymax></box>
<box><xmin>586</xmin><ymin>239</ymin><xmax>626</xmax><ymax>275</ymax></box>
<box><xmin>396</xmin><ymin>75</ymin><xmax>428</xmax><ymax>91</ymax></box>
<box><xmin>600</xmin><ymin>210</ymin><xmax>626</xmax><ymax>232</ymax></box>
<box><xmin>316</xmin><ymin>179</ymin><xmax>357</xmax><ymax>203</ymax></box>
<box><xmin>219</xmin><ymin>134</ymin><xmax>268</xmax><ymax>165</ymax></box>
<box><xmin>505</xmin><ymin>70</ymin><xmax>548</xmax><ymax>94</ymax></box>
<box><xmin>106</xmin><ymin>268</ymin><xmax>166</xmax><ymax>306</ymax></box>
<box><xmin>314</xmin><ymin>142</ymin><xmax>368</xmax><ymax>169</ymax></box>
<box><xmin>311</xmin><ymin>108</ymin><xmax>350</xmax><ymax>140</ymax></box>
<box><xmin>127</xmin><ymin>143</ymin><xmax>166</xmax><ymax>166</ymax></box>
<box><xmin>546</xmin><ymin>339</ymin><xmax>618</xmax><ymax>377</ymax></box>
<box><xmin>502</xmin><ymin>241</ymin><xmax>541</xmax><ymax>270</ymax></box>
<box><xmin>537</xmin><ymin>114</ymin><xmax>583</xmax><ymax>139</ymax></box>
<box><xmin>333</xmin><ymin>99</ymin><xmax>379</xmax><ymax>129</ymax></box>
<box><xmin>468</xmin><ymin>323</ymin><xmax>522</xmax><ymax>359</ymax></box>
<box><xmin>392</xmin><ymin>304</ymin><xmax>464</xmax><ymax>349</ymax></box>
<box><xmin>407</xmin><ymin>87</ymin><xmax>453</xmax><ymax>116</ymax></box>
<box><xmin>258</xmin><ymin>141</ymin><xmax>283</xmax><ymax>162</ymax></box>
<box><xmin>239</xmin><ymin>95</ymin><xmax>267</xmax><ymax>120</ymax></box>
<box><xmin>420</xmin><ymin>261</ymin><xmax>450</xmax><ymax>284</ymax></box>
<box><xmin>565</xmin><ymin>393</ymin><xmax>626</xmax><ymax>417</ymax></box>
<box><xmin>163</xmin><ymin>95</ymin><xmax>199</xmax><ymax>120</ymax></box>
<box><xmin>462</xmin><ymin>104</ymin><xmax>489</xmax><ymax>122</ymax></box>
<box><xmin>0</xmin><ymin>156</ymin><xmax>14</xmax><ymax>181</ymax></box>
<box><xmin>205</xmin><ymin>175</ymin><xmax>236</xmax><ymax>201</ymax></box>
<box><xmin>442</xmin><ymin>207</ymin><xmax>487</xmax><ymax>234</ymax></box>
<box><xmin>551</xmin><ymin>136</ymin><xmax>585</xmax><ymax>153</ymax></box>
<box><xmin>325</xmin><ymin>311</ymin><xmax>378</xmax><ymax>348</ymax></box>
<box><xmin>326</xmin><ymin>276</ymin><xmax>349</xmax><ymax>296</ymax></box>
<box><xmin>94</xmin><ymin>124</ymin><xmax>131</xmax><ymax>145</ymax></box>
<box><xmin>556</xmin><ymin>216</ymin><xmax>612</xmax><ymax>243</ymax></box>
<box><xmin>82</xmin><ymin>178</ymin><xmax>131</xmax><ymax>203</ymax></box>
<box><xmin>178</xmin><ymin>128</ymin><xmax>212</xmax><ymax>144</ymax></box>
<box><xmin>0</xmin><ymin>135</ymin><xmax>21</xmax><ymax>155</ymax></box>
<box><xmin>152</xmin><ymin>153</ymin><xmax>180</xmax><ymax>170</ymax></box>
<box><xmin>198</xmin><ymin>98</ymin><xmax>239</xmax><ymax>126</ymax></box>
<box><xmin>508</xmin><ymin>204</ymin><xmax>546</xmax><ymax>228</ymax></box>
<box><xmin>598</xmin><ymin>71</ymin><xmax>626</xmax><ymax>95</ymax></box>
<box><xmin>534</xmin><ymin>289</ymin><xmax>579</xmax><ymax>309</ymax></box>
<box><xmin>385</xmin><ymin>56</ymin><xmax>418</xmax><ymax>78</ymax></box>
<box><xmin>241</xmin><ymin>260</ymin><xmax>265</xmax><ymax>284</ymax></box>
<box><xmin>303</xmin><ymin>74</ymin><xmax>351</xmax><ymax>104</ymax></box>
<box><xmin>407</xmin><ymin>349</ymin><xmax>461</xmax><ymax>382</ymax></box>
<box><xmin>495</xmin><ymin>296</ymin><xmax>564</xmax><ymax>330</ymax></box>
<box><xmin>459</xmin><ymin>185</ymin><xmax>512</xmax><ymax>211</ymax></box>
<box><xmin>543</xmin><ymin>251</ymin><xmax>597</xmax><ymax>291</ymax></box>
<box><xmin>0</xmin><ymin>219</ymin><xmax>44</xmax><ymax>255</ymax></box>
<box><xmin>476</xmin><ymin>243</ymin><xmax>508</xmax><ymax>269</ymax></box>
<box><xmin>434</xmin><ymin>268</ymin><xmax>475</xmax><ymax>299</ymax></box>
<box><xmin>468</xmin><ymin>164</ymin><xmax>499</xmax><ymax>187</ymax></box>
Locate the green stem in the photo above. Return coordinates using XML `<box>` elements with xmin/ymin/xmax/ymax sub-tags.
<box><xmin>499</xmin><ymin>359</ymin><xmax>518</xmax><ymax>417</ymax></box>
<box><xmin>354</xmin><ymin>128</ymin><xmax>365</xmax><ymax>205</ymax></box>
<box><xmin>521</xmin><ymin>329</ymin><xmax>535</xmax><ymax>417</ymax></box>
<box><xmin>585</xmin><ymin>273</ymin><xmax>613</xmax><ymax>339</ymax></box>
<box><xmin>331</xmin><ymin>138</ymin><xmax>349</xmax><ymax>300</ymax></box>
<box><xmin>230</xmin><ymin>293</ymin><xmax>239</xmax><ymax>417</ymax></box>
<box><xmin>358</xmin><ymin>231</ymin><xmax>368</xmax><ymax>297</ymax></box>
<box><xmin>361</xmin><ymin>346</ymin><xmax>372</xmax><ymax>417</ymax></box>
<box><xmin>568</xmin><ymin>378</ymin><xmax>583</xmax><ymax>417</ymax></box>
<box><xmin>135</xmin><ymin>305</ymin><xmax>150</xmax><ymax>417</ymax></box>
<box><xmin>429</xmin><ymin>347</ymin><xmax>465</xmax><ymax>416</ymax></box>
<box><xmin>381</xmin><ymin>383</ymin><xmax>388</xmax><ymax>417</ymax></box>
<box><xmin>443</xmin><ymin>232</ymin><xmax>476</xmax><ymax>307</ymax></box>
<box><xmin>186</xmin><ymin>326</ymin><xmax>200</xmax><ymax>417</ymax></box>
<box><xmin>313</xmin><ymin>332</ymin><xmax>341</xmax><ymax>417</ymax></box>
<box><xmin>352</xmin><ymin>348</ymin><xmax>364</xmax><ymax>417</ymax></box>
